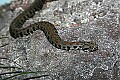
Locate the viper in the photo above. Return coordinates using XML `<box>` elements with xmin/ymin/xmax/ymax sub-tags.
<box><xmin>9</xmin><ymin>0</ymin><xmax>98</xmax><ymax>52</ymax></box>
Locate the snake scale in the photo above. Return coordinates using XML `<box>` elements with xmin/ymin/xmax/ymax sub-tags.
<box><xmin>9</xmin><ymin>0</ymin><xmax>98</xmax><ymax>52</ymax></box>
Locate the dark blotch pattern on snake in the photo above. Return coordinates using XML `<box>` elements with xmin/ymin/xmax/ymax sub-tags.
<box><xmin>9</xmin><ymin>0</ymin><xmax>98</xmax><ymax>52</ymax></box>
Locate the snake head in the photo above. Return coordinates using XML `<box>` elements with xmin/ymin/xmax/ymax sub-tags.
<box><xmin>80</xmin><ymin>41</ymin><xmax>98</xmax><ymax>52</ymax></box>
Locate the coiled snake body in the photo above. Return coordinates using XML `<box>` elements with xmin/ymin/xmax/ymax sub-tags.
<box><xmin>9</xmin><ymin>0</ymin><xmax>98</xmax><ymax>52</ymax></box>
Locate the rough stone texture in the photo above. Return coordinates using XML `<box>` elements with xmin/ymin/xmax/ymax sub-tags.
<box><xmin>0</xmin><ymin>0</ymin><xmax>120</xmax><ymax>80</ymax></box>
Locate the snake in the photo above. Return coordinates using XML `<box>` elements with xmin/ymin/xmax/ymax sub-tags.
<box><xmin>9</xmin><ymin>0</ymin><xmax>98</xmax><ymax>52</ymax></box>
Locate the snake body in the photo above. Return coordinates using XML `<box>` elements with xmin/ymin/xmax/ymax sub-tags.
<box><xmin>9</xmin><ymin>0</ymin><xmax>98</xmax><ymax>52</ymax></box>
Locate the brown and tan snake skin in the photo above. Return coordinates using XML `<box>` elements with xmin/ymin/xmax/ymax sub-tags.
<box><xmin>9</xmin><ymin>0</ymin><xmax>98</xmax><ymax>52</ymax></box>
